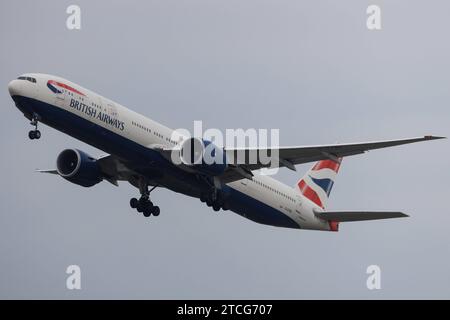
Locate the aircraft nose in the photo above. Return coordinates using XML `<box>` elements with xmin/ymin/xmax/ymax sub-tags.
<box><xmin>8</xmin><ymin>80</ymin><xmax>22</xmax><ymax>97</ymax></box>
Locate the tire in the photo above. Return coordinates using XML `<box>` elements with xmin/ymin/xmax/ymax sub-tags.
<box><xmin>34</xmin><ymin>130</ymin><xmax>41</xmax><ymax>139</ymax></box>
<box><xmin>130</xmin><ymin>198</ymin><xmax>138</xmax><ymax>209</ymax></box>
<box><xmin>200</xmin><ymin>194</ymin><xmax>206</xmax><ymax>202</ymax></box>
<box><xmin>143</xmin><ymin>208</ymin><xmax>152</xmax><ymax>217</ymax></box>
<box><xmin>139</xmin><ymin>198</ymin><xmax>152</xmax><ymax>207</ymax></box>
<box><xmin>137</xmin><ymin>203</ymin><xmax>144</xmax><ymax>213</ymax></box>
<box><xmin>28</xmin><ymin>131</ymin><xmax>35</xmax><ymax>140</ymax></box>
<box><xmin>212</xmin><ymin>204</ymin><xmax>221</xmax><ymax>212</ymax></box>
<box><xmin>152</xmin><ymin>206</ymin><xmax>160</xmax><ymax>216</ymax></box>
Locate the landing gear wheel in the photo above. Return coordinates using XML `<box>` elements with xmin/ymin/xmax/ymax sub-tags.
<box><xmin>139</xmin><ymin>198</ymin><xmax>152</xmax><ymax>207</ymax></box>
<box><xmin>130</xmin><ymin>198</ymin><xmax>138</xmax><ymax>209</ymax></box>
<box><xmin>131</xmin><ymin>180</ymin><xmax>160</xmax><ymax>217</ymax></box>
<box><xmin>28</xmin><ymin>115</ymin><xmax>40</xmax><ymax>140</ymax></box>
<box><xmin>152</xmin><ymin>206</ymin><xmax>160</xmax><ymax>216</ymax></box>
<box><xmin>143</xmin><ymin>207</ymin><xmax>152</xmax><ymax>217</ymax></box>
<box><xmin>212</xmin><ymin>204</ymin><xmax>221</xmax><ymax>212</ymax></box>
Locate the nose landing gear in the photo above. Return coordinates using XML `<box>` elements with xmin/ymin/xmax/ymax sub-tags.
<box><xmin>28</xmin><ymin>115</ymin><xmax>41</xmax><ymax>140</ymax></box>
<box><xmin>130</xmin><ymin>181</ymin><xmax>160</xmax><ymax>218</ymax></box>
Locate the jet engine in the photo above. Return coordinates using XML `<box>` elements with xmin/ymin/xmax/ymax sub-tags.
<box><xmin>177</xmin><ymin>138</ymin><xmax>228</xmax><ymax>176</ymax></box>
<box><xmin>56</xmin><ymin>149</ymin><xmax>103</xmax><ymax>187</ymax></box>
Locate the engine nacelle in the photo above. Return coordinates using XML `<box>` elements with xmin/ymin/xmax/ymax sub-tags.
<box><xmin>56</xmin><ymin>149</ymin><xmax>103</xmax><ymax>187</ymax></box>
<box><xmin>178</xmin><ymin>138</ymin><xmax>228</xmax><ymax>176</ymax></box>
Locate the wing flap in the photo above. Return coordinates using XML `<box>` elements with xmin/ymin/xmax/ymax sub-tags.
<box><xmin>315</xmin><ymin>211</ymin><xmax>409</xmax><ymax>222</ymax></box>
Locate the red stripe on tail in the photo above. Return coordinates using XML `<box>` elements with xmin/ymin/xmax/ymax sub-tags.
<box><xmin>298</xmin><ymin>180</ymin><xmax>324</xmax><ymax>208</ymax></box>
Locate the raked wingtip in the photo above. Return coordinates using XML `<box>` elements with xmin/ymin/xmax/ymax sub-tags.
<box><xmin>424</xmin><ymin>135</ymin><xmax>446</xmax><ymax>140</ymax></box>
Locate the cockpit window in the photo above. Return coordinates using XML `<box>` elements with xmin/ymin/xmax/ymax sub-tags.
<box><xmin>17</xmin><ymin>76</ymin><xmax>36</xmax><ymax>83</ymax></box>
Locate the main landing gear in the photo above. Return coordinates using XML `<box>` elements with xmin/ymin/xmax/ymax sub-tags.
<box><xmin>28</xmin><ymin>114</ymin><xmax>41</xmax><ymax>140</ymax></box>
<box><xmin>200</xmin><ymin>189</ymin><xmax>229</xmax><ymax>212</ymax></box>
<box><xmin>130</xmin><ymin>182</ymin><xmax>160</xmax><ymax>218</ymax></box>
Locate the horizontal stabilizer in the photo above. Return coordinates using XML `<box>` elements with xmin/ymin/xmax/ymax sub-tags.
<box><xmin>315</xmin><ymin>211</ymin><xmax>409</xmax><ymax>222</ymax></box>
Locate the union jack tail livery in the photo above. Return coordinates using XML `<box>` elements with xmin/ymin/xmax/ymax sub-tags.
<box><xmin>296</xmin><ymin>158</ymin><xmax>342</xmax><ymax>209</ymax></box>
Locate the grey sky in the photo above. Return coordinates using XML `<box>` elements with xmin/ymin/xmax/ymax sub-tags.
<box><xmin>0</xmin><ymin>0</ymin><xmax>449</xmax><ymax>299</ymax></box>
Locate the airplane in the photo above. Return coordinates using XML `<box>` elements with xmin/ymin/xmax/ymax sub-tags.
<box><xmin>7</xmin><ymin>73</ymin><xmax>444</xmax><ymax>231</ymax></box>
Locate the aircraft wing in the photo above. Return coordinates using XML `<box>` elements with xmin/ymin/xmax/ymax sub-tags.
<box><xmin>315</xmin><ymin>211</ymin><xmax>409</xmax><ymax>222</ymax></box>
<box><xmin>219</xmin><ymin>136</ymin><xmax>444</xmax><ymax>181</ymax></box>
<box><xmin>95</xmin><ymin>154</ymin><xmax>135</xmax><ymax>185</ymax></box>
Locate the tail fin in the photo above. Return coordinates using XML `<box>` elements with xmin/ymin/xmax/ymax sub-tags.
<box><xmin>295</xmin><ymin>158</ymin><xmax>342</xmax><ymax>209</ymax></box>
